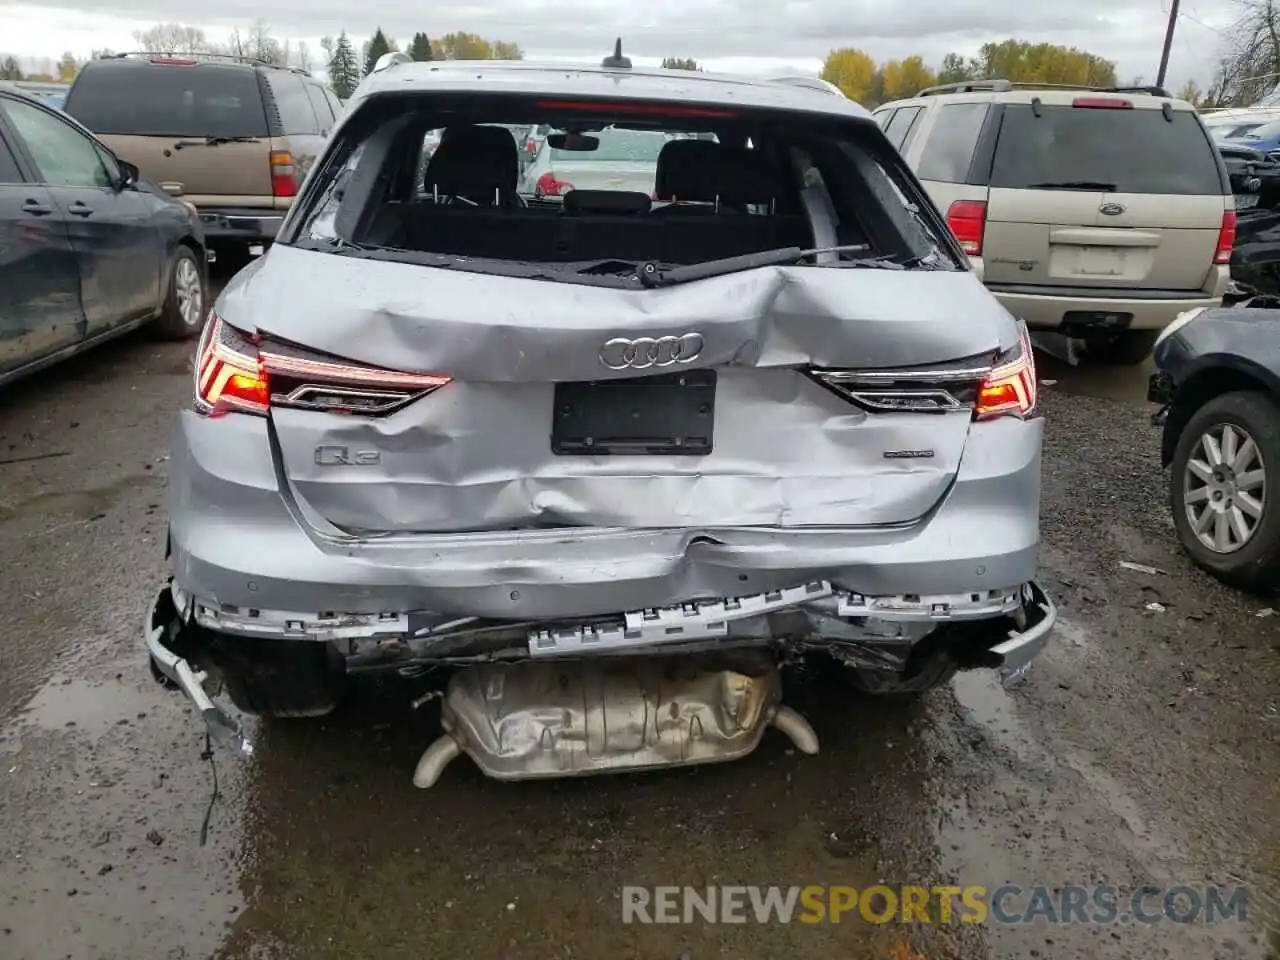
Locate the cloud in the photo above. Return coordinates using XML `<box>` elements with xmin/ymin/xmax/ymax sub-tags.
<box><xmin>0</xmin><ymin>0</ymin><xmax>1243</xmax><ymax>87</ymax></box>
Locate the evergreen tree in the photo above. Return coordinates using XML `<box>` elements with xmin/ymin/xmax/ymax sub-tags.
<box><xmin>328</xmin><ymin>31</ymin><xmax>360</xmax><ymax>99</ymax></box>
<box><xmin>0</xmin><ymin>57</ymin><xmax>23</xmax><ymax>81</ymax></box>
<box><xmin>409</xmin><ymin>32</ymin><xmax>433</xmax><ymax>61</ymax></box>
<box><xmin>364</xmin><ymin>28</ymin><xmax>392</xmax><ymax>75</ymax></box>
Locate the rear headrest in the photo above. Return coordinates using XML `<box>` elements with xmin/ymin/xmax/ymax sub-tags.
<box><xmin>424</xmin><ymin>124</ymin><xmax>518</xmax><ymax>199</ymax></box>
<box><xmin>654</xmin><ymin>140</ymin><xmax>789</xmax><ymax>206</ymax></box>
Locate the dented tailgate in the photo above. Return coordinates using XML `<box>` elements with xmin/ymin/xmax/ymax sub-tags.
<box><xmin>217</xmin><ymin>246</ymin><xmax>1018</xmax><ymax>536</ymax></box>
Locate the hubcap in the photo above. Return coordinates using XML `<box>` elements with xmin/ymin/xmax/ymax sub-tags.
<box><xmin>1183</xmin><ymin>422</ymin><xmax>1267</xmax><ymax>554</ymax></box>
<box><xmin>175</xmin><ymin>258</ymin><xmax>203</xmax><ymax>327</ymax></box>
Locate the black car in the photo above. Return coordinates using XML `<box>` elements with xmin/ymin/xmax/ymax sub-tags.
<box><xmin>1149</xmin><ymin>297</ymin><xmax>1280</xmax><ymax>589</ymax></box>
<box><xmin>0</xmin><ymin>84</ymin><xmax>208</xmax><ymax>387</ymax></box>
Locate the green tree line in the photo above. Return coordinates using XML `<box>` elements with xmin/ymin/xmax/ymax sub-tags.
<box><xmin>324</xmin><ymin>27</ymin><xmax>525</xmax><ymax>99</ymax></box>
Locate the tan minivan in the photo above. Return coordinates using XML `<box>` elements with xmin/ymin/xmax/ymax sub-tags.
<box><xmin>874</xmin><ymin>80</ymin><xmax>1233</xmax><ymax>363</ymax></box>
<box><xmin>64</xmin><ymin>53</ymin><xmax>342</xmax><ymax>257</ymax></box>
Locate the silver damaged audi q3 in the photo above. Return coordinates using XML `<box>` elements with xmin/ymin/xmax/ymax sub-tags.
<box><xmin>145</xmin><ymin>46</ymin><xmax>1056</xmax><ymax>788</ymax></box>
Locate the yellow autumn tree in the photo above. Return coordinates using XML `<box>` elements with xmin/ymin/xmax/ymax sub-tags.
<box><xmin>881</xmin><ymin>56</ymin><xmax>937</xmax><ymax>100</ymax></box>
<box><xmin>430</xmin><ymin>32</ymin><xmax>523</xmax><ymax>60</ymax></box>
<box><xmin>821</xmin><ymin>48</ymin><xmax>878</xmax><ymax>104</ymax></box>
<box><xmin>973</xmin><ymin>40</ymin><xmax>1117</xmax><ymax>87</ymax></box>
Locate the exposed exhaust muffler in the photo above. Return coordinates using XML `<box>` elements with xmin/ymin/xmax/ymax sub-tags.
<box><xmin>411</xmin><ymin>651</ymin><xmax>817</xmax><ymax>788</ymax></box>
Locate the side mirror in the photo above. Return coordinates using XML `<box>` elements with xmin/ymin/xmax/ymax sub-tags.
<box><xmin>118</xmin><ymin>159</ymin><xmax>140</xmax><ymax>189</ymax></box>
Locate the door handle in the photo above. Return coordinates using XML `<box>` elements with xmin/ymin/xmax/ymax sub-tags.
<box><xmin>21</xmin><ymin>200</ymin><xmax>52</xmax><ymax>216</ymax></box>
<box><xmin>68</xmin><ymin>203</ymin><xmax>94</xmax><ymax>217</ymax></box>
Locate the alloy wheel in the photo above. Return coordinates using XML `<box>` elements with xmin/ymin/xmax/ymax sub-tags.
<box><xmin>1183</xmin><ymin>422</ymin><xmax>1267</xmax><ymax>554</ymax></box>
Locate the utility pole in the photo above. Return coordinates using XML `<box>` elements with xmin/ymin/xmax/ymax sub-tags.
<box><xmin>1156</xmin><ymin>0</ymin><xmax>1180</xmax><ymax>89</ymax></box>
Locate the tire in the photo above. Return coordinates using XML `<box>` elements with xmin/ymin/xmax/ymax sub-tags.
<box><xmin>215</xmin><ymin>640</ymin><xmax>347</xmax><ymax>719</ymax></box>
<box><xmin>152</xmin><ymin>245</ymin><xmax>207</xmax><ymax>341</ymax></box>
<box><xmin>1087</xmin><ymin>330</ymin><xmax>1160</xmax><ymax>365</ymax></box>
<box><xmin>1169</xmin><ymin>389</ymin><xmax>1280</xmax><ymax>591</ymax></box>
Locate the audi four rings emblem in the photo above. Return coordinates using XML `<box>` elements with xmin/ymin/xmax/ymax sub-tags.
<box><xmin>599</xmin><ymin>333</ymin><xmax>704</xmax><ymax>370</ymax></box>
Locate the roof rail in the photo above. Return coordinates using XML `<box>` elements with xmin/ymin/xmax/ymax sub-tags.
<box><xmin>371</xmin><ymin>51</ymin><xmax>413</xmax><ymax>74</ymax></box>
<box><xmin>917</xmin><ymin>78</ymin><xmax>1013</xmax><ymax>96</ymax></box>
<box><xmin>917</xmin><ymin>77</ymin><xmax>1173</xmax><ymax>98</ymax></box>
<box><xmin>98</xmin><ymin>50</ymin><xmax>310</xmax><ymax>75</ymax></box>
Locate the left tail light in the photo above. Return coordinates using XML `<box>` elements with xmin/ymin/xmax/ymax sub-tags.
<box><xmin>194</xmin><ymin>313</ymin><xmax>451</xmax><ymax>418</ymax></box>
<box><xmin>806</xmin><ymin>324</ymin><xmax>1037</xmax><ymax>422</ymax></box>
<box><xmin>270</xmin><ymin>150</ymin><xmax>297</xmax><ymax>198</ymax></box>
<box><xmin>946</xmin><ymin>200</ymin><xmax>987</xmax><ymax>257</ymax></box>
<box><xmin>1214</xmin><ymin>209</ymin><xmax>1237</xmax><ymax>265</ymax></box>
<box><xmin>974</xmin><ymin>324</ymin><xmax>1037</xmax><ymax>420</ymax></box>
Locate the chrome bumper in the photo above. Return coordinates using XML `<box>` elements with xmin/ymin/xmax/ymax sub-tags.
<box><xmin>145</xmin><ymin>586</ymin><xmax>253</xmax><ymax>756</ymax></box>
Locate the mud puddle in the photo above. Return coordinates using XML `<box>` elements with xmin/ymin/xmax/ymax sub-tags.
<box><xmin>0</xmin><ymin>661</ymin><xmax>247</xmax><ymax>960</ymax></box>
<box><xmin>940</xmin><ymin>623</ymin><xmax>1272</xmax><ymax>960</ymax></box>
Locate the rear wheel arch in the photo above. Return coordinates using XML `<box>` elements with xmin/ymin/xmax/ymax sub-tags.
<box><xmin>1162</xmin><ymin>364</ymin><xmax>1279</xmax><ymax>467</ymax></box>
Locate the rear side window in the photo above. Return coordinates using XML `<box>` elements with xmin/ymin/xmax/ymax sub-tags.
<box><xmin>304</xmin><ymin>83</ymin><xmax>335</xmax><ymax>132</ymax></box>
<box><xmin>64</xmin><ymin>64</ymin><xmax>269</xmax><ymax>138</ymax></box>
<box><xmin>990</xmin><ymin>105</ymin><xmax>1224</xmax><ymax>195</ymax></box>
<box><xmin>264</xmin><ymin>72</ymin><xmax>321</xmax><ymax>135</ymax></box>
<box><xmin>883</xmin><ymin>106</ymin><xmax>923</xmax><ymax>150</ymax></box>
<box><xmin>917</xmin><ymin>103</ymin><xmax>989</xmax><ymax>183</ymax></box>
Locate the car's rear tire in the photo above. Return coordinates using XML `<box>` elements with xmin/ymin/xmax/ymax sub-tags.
<box><xmin>1169</xmin><ymin>389</ymin><xmax>1280</xmax><ymax>591</ymax></box>
<box><xmin>1087</xmin><ymin>330</ymin><xmax>1160</xmax><ymax>365</ymax></box>
<box><xmin>152</xmin><ymin>245</ymin><xmax>207</xmax><ymax>341</ymax></box>
<box><xmin>216</xmin><ymin>640</ymin><xmax>347</xmax><ymax>718</ymax></box>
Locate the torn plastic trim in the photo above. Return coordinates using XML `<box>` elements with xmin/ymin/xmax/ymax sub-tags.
<box><xmin>146</xmin><ymin>585</ymin><xmax>253</xmax><ymax>757</ymax></box>
<box><xmin>174</xmin><ymin>580</ymin><xmax>1033</xmax><ymax>647</ymax></box>
<box><xmin>991</xmin><ymin>580</ymin><xmax>1056</xmax><ymax>687</ymax></box>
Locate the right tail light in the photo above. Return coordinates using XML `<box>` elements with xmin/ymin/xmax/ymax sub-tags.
<box><xmin>946</xmin><ymin>200</ymin><xmax>987</xmax><ymax>257</ymax></box>
<box><xmin>194</xmin><ymin>313</ymin><xmax>451</xmax><ymax>418</ymax></box>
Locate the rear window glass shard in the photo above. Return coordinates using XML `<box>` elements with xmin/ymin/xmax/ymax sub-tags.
<box><xmin>291</xmin><ymin>96</ymin><xmax>956</xmax><ymax>284</ymax></box>
<box><xmin>65</xmin><ymin>64</ymin><xmax>270</xmax><ymax>138</ymax></box>
<box><xmin>989</xmin><ymin>105</ymin><xmax>1224</xmax><ymax>195</ymax></box>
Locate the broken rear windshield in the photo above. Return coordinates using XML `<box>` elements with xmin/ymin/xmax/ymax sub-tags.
<box><xmin>289</xmin><ymin>97</ymin><xmax>956</xmax><ymax>285</ymax></box>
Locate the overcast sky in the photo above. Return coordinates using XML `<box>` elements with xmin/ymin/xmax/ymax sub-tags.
<box><xmin>0</xmin><ymin>0</ymin><xmax>1243</xmax><ymax>88</ymax></box>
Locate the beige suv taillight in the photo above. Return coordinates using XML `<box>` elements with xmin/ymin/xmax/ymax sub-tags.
<box><xmin>946</xmin><ymin>200</ymin><xmax>987</xmax><ymax>257</ymax></box>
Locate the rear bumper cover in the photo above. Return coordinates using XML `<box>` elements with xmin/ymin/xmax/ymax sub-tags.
<box><xmin>166</xmin><ymin>409</ymin><xmax>1045</xmax><ymax>619</ymax></box>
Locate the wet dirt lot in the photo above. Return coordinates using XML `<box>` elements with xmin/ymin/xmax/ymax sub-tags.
<box><xmin>0</xmin><ymin>322</ymin><xmax>1276</xmax><ymax>960</ymax></box>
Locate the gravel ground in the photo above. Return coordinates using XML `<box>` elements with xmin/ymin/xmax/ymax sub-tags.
<box><xmin>0</xmin><ymin>322</ymin><xmax>1275</xmax><ymax>960</ymax></box>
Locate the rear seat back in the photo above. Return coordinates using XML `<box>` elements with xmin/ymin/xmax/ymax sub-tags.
<box><xmin>423</xmin><ymin>124</ymin><xmax>520</xmax><ymax>206</ymax></box>
<box><xmin>400</xmin><ymin>136</ymin><xmax>811</xmax><ymax>264</ymax></box>
<box><xmin>651</xmin><ymin>140</ymin><xmax>811</xmax><ymax>260</ymax></box>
